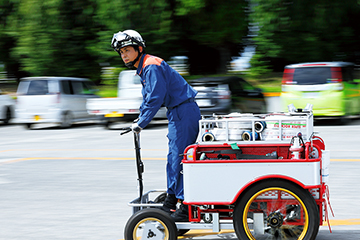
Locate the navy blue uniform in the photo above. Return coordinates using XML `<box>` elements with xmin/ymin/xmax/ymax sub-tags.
<box><xmin>136</xmin><ymin>54</ymin><xmax>201</xmax><ymax>200</ymax></box>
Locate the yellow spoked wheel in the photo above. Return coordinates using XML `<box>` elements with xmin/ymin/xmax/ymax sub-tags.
<box><xmin>124</xmin><ymin>208</ymin><xmax>177</xmax><ymax>240</ymax></box>
<box><xmin>233</xmin><ymin>179</ymin><xmax>320</xmax><ymax>240</ymax></box>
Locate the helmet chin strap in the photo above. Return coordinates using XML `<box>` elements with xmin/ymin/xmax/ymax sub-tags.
<box><xmin>125</xmin><ymin>50</ymin><xmax>142</xmax><ymax>69</ymax></box>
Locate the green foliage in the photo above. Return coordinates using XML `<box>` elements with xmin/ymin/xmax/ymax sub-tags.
<box><xmin>101</xmin><ymin>67</ymin><xmax>126</xmax><ymax>85</ymax></box>
<box><xmin>95</xmin><ymin>0</ymin><xmax>175</xmax><ymax>64</ymax></box>
<box><xmin>174</xmin><ymin>0</ymin><xmax>249</xmax><ymax>74</ymax></box>
<box><xmin>94</xmin><ymin>0</ymin><xmax>250</xmax><ymax>75</ymax></box>
<box><xmin>3</xmin><ymin>0</ymin><xmax>360</xmax><ymax>81</ymax></box>
<box><xmin>245</xmin><ymin>71</ymin><xmax>283</xmax><ymax>93</ymax></box>
<box><xmin>6</xmin><ymin>0</ymin><xmax>101</xmax><ymax>81</ymax></box>
<box><xmin>96</xmin><ymin>85</ymin><xmax>118</xmax><ymax>97</ymax></box>
<box><xmin>247</xmin><ymin>53</ymin><xmax>271</xmax><ymax>79</ymax></box>
<box><xmin>250</xmin><ymin>0</ymin><xmax>360</xmax><ymax>71</ymax></box>
<box><xmin>189</xmin><ymin>2</ymin><xmax>247</xmax><ymax>46</ymax></box>
<box><xmin>175</xmin><ymin>0</ymin><xmax>205</xmax><ymax>15</ymax></box>
<box><xmin>0</xmin><ymin>0</ymin><xmax>250</xmax><ymax>79</ymax></box>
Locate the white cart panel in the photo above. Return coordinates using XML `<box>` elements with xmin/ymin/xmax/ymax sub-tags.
<box><xmin>183</xmin><ymin>161</ymin><xmax>320</xmax><ymax>204</ymax></box>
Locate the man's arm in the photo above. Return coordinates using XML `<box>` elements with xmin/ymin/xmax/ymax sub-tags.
<box><xmin>137</xmin><ymin>66</ymin><xmax>167</xmax><ymax>128</ymax></box>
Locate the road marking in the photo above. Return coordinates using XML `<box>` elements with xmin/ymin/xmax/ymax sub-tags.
<box><xmin>0</xmin><ymin>157</ymin><xmax>167</xmax><ymax>165</ymax></box>
<box><xmin>0</xmin><ymin>149</ymin><xmax>14</xmax><ymax>153</ymax></box>
<box><xmin>0</xmin><ymin>155</ymin><xmax>359</xmax><ymax>166</ymax></box>
<box><xmin>324</xmin><ymin>218</ymin><xmax>360</xmax><ymax>226</ymax></box>
<box><xmin>0</xmin><ymin>149</ymin><xmax>166</xmax><ymax>153</ymax></box>
<box><xmin>19</xmin><ymin>157</ymin><xmax>167</xmax><ymax>160</ymax></box>
<box><xmin>331</xmin><ymin>159</ymin><xmax>360</xmax><ymax>162</ymax></box>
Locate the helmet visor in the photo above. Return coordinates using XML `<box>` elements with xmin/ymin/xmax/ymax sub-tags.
<box><xmin>112</xmin><ymin>32</ymin><xmax>141</xmax><ymax>52</ymax></box>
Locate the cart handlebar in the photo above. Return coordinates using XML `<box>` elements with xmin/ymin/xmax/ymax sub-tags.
<box><xmin>119</xmin><ymin>127</ymin><xmax>132</xmax><ymax>135</ymax></box>
<box><xmin>118</xmin><ymin>126</ymin><xmax>144</xmax><ymax>203</ymax></box>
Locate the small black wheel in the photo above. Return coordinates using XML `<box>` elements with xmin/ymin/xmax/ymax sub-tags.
<box><xmin>25</xmin><ymin>123</ymin><xmax>33</xmax><ymax>129</ymax></box>
<box><xmin>233</xmin><ymin>179</ymin><xmax>320</xmax><ymax>240</ymax></box>
<box><xmin>153</xmin><ymin>192</ymin><xmax>167</xmax><ymax>203</ymax></box>
<box><xmin>124</xmin><ymin>208</ymin><xmax>177</xmax><ymax>240</ymax></box>
<box><xmin>60</xmin><ymin>111</ymin><xmax>73</xmax><ymax>128</ymax></box>
<box><xmin>151</xmin><ymin>192</ymin><xmax>190</xmax><ymax>236</ymax></box>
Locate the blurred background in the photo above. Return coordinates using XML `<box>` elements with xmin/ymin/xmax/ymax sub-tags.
<box><xmin>2</xmin><ymin>1</ymin><xmax>360</xmax><ymax>239</ymax></box>
<box><xmin>2</xmin><ymin>0</ymin><xmax>360</xmax><ymax>126</ymax></box>
<box><xmin>1</xmin><ymin>0</ymin><xmax>360</xmax><ymax>85</ymax></box>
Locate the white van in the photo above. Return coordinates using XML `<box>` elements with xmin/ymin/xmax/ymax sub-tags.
<box><xmin>15</xmin><ymin>77</ymin><xmax>99</xmax><ymax>129</ymax></box>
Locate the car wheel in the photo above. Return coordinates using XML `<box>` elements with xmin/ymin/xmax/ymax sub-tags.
<box><xmin>338</xmin><ymin>116</ymin><xmax>350</xmax><ymax>125</ymax></box>
<box><xmin>104</xmin><ymin>120</ymin><xmax>112</xmax><ymax>129</ymax></box>
<box><xmin>3</xmin><ymin>107</ymin><xmax>12</xmax><ymax>125</ymax></box>
<box><xmin>230</xmin><ymin>104</ymin><xmax>242</xmax><ymax>114</ymax></box>
<box><xmin>60</xmin><ymin>111</ymin><xmax>73</xmax><ymax>128</ymax></box>
<box><xmin>25</xmin><ymin>123</ymin><xmax>33</xmax><ymax>130</ymax></box>
<box><xmin>260</xmin><ymin>102</ymin><xmax>267</xmax><ymax>113</ymax></box>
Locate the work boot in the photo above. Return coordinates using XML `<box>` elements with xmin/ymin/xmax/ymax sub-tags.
<box><xmin>171</xmin><ymin>202</ymin><xmax>189</xmax><ymax>222</ymax></box>
<box><xmin>160</xmin><ymin>194</ymin><xmax>177</xmax><ymax>214</ymax></box>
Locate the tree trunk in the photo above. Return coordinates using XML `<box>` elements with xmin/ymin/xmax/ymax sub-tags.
<box><xmin>217</xmin><ymin>46</ymin><xmax>231</xmax><ymax>74</ymax></box>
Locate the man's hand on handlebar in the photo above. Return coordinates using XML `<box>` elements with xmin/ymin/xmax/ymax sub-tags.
<box><xmin>131</xmin><ymin>122</ymin><xmax>142</xmax><ymax>133</ymax></box>
<box><xmin>119</xmin><ymin>118</ymin><xmax>142</xmax><ymax>135</ymax></box>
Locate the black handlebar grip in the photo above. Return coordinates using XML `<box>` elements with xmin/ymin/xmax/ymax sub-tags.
<box><xmin>119</xmin><ymin>127</ymin><xmax>132</xmax><ymax>135</ymax></box>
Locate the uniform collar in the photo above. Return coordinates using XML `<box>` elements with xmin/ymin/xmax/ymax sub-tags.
<box><xmin>136</xmin><ymin>54</ymin><xmax>147</xmax><ymax>75</ymax></box>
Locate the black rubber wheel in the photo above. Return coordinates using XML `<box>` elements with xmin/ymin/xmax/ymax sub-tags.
<box><xmin>177</xmin><ymin>229</ymin><xmax>190</xmax><ymax>236</ymax></box>
<box><xmin>153</xmin><ymin>192</ymin><xmax>167</xmax><ymax>203</ymax></box>
<box><xmin>25</xmin><ymin>123</ymin><xmax>33</xmax><ymax>130</ymax></box>
<box><xmin>60</xmin><ymin>111</ymin><xmax>73</xmax><ymax>128</ymax></box>
<box><xmin>124</xmin><ymin>208</ymin><xmax>177</xmax><ymax>240</ymax></box>
<box><xmin>104</xmin><ymin>120</ymin><xmax>112</xmax><ymax>129</ymax></box>
<box><xmin>3</xmin><ymin>107</ymin><xmax>12</xmax><ymax>124</ymax></box>
<box><xmin>233</xmin><ymin>179</ymin><xmax>320</xmax><ymax>240</ymax></box>
<box><xmin>338</xmin><ymin>116</ymin><xmax>350</xmax><ymax>125</ymax></box>
<box><xmin>151</xmin><ymin>192</ymin><xmax>189</xmax><ymax>236</ymax></box>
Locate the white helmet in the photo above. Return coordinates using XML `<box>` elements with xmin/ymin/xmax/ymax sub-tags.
<box><xmin>111</xmin><ymin>29</ymin><xmax>146</xmax><ymax>52</ymax></box>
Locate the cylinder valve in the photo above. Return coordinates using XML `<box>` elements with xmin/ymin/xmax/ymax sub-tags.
<box><xmin>290</xmin><ymin>133</ymin><xmax>304</xmax><ymax>159</ymax></box>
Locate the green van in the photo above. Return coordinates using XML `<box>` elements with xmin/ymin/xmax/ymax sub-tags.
<box><xmin>281</xmin><ymin>62</ymin><xmax>360</xmax><ymax>117</ymax></box>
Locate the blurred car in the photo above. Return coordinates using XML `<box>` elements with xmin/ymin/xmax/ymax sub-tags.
<box><xmin>0</xmin><ymin>89</ymin><xmax>15</xmax><ymax>124</ymax></box>
<box><xmin>168</xmin><ymin>56</ymin><xmax>189</xmax><ymax>76</ymax></box>
<box><xmin>15</xmin><ymin>77</ymin><xmax>99</xmax><ymax>129</ymax></box>
<box><xmin>86</xmin><ymin>70</ymin><xmax>167</xmax><ymax>129</ymax></box>
<box><xmin>189</xmin><ymin>76</ymin><xmax>266</xmax><ymax>115</ymax></box>
<box><xmin>281</xmin><ymin>62</ymin><xmax>360</xmax><ymax>117</ymax></box>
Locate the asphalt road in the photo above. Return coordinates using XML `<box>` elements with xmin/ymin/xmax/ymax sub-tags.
<box><xmin>1</xmin><ymin>114</ymin><xmax>360</xmax><ymax>239</ymax></box>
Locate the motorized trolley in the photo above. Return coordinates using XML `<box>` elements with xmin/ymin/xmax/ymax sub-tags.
<box><xmin>123</xmin><ymin>107</ymin><xmax>331</xmax><ymax>240</ymax></box>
